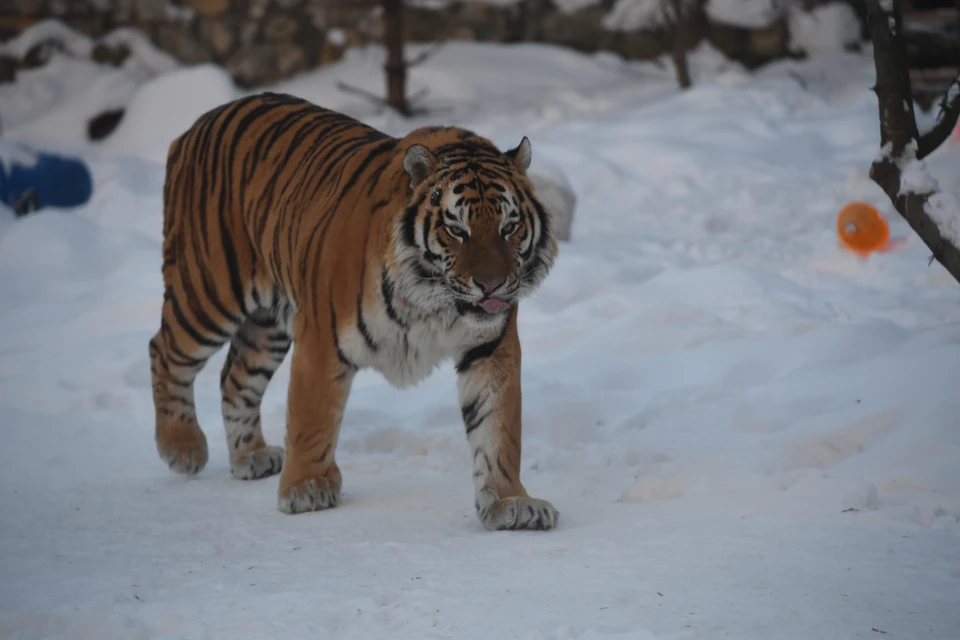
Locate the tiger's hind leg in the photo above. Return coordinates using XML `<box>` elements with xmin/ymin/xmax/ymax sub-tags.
<box><xmin>150</xmin><ymin>291</ymin><xmax>237</xmax><ymax>475</ymax></box>
<box><xmin>220</xmin><ymin>308</ymin><xmax>291</xmax><ymax>480</ymax></box>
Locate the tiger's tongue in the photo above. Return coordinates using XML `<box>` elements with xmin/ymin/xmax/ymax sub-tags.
<box><xmin>478</xmin><ymin>298</ymin><xmax>510</xmax><ymax>313</ymax></box>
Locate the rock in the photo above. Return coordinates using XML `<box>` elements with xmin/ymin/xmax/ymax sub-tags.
<box><xmin>403</xmin><ymin>7</ymin><xmax>455</xmax><ymax>42</ymax></box>
<box><xmin>265</xmin><ymin>15</ymin><xmax>299</xmax><ymax>42</ymax></box>
<box><xmin>529</xmin><ymin>170</ymin><xmax>576</xmax><ymax>242</ymax></box>
<box><xmin>275</xmin><ymin>42</ymin><xmax>307</xmax><ymax>77</ymax></box>
<box><xmin>156</xmin><ymin>23</ymin><xmax>212</xmax><ymax>64</ymax></box>
<box><xmin>88</xmin><ymin>109</ymin><xmax>125</xmax><ymax>141</ymax></box>
<box><xmin>608</xmin><ymin>31</ymin><xmax>667</xmax><ymax>60</ymax></box>
<box><xmin>133</xmin><ymin>0</ymin><xmax>174</xmax><ymax>21</ymax></box>
<box><xmin>0</xmin><ymin>55</ymin><xmax>18</xmax><ymax>84</ymax></box>
<box><xmin>21</xmin><ymin>39</ymin><xmax>65</xmax><ymax>69</ymax></box>
<box><xmin>184</xmin><ymin>0</ymin><xmax>229</xmax><ymax>18</ymax></box>
<box><xmin>748</xmin><ymin>22</ymin><xmax>786</xmax><ymax>59</ymax></box>
<box><xmin>199</xmin><ymin>18</ymin><xmax>235</xmax><ymax>57</ymax></box>
<box><xmin>320</xmin><ymin>33</ymin><xmax>347</xmax><ymax>65</ymax></box>
<box><xmin>458</xmin><ymin>1</ymin><xmax>515</xmax><ymax>41</ymax></box>
<box><xmin>49</xmin><ymin>0</ymin><xmax>68</xmax><ymax>16</ymax></box>
<box><xmin>539</xmin><ymin>7</ymin><xmax>609</xmax><ymax>54</ymax></box>
<box><xmin>226</xmin><ymin>44</ymin><xmax>275</xmax><ymax>88</ymax></box>
<box><xmin>92</xmin><ymin>42</ymin><xmax>131</xmax><ymax>67</ymax></box>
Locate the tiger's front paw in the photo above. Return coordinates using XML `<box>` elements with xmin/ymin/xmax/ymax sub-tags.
<box><xmin>475</xmin><ymin>489</ymin><xmax>559</xmax><ymax>531</ymax></box>
<box><xmin>277</xmin><ymin>464</ymin><xmax>341</xmax><ymax>514</ymax></box>
<box><xmin>156</xmin><ymin>419</ymin><xmax>208</xmax><ymax>476</ymax></box>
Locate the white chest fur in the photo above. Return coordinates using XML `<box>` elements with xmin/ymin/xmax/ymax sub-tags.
<box><xmin>339</xmin><ymin>305</ymin><xmax>503</xmax><ymax>389</ymax></box>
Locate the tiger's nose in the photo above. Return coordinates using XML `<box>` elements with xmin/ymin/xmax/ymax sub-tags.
<box><xmin>475</xmin><ymin>277</ymin><xmax>506</xmax><ymax>295</ymax></box>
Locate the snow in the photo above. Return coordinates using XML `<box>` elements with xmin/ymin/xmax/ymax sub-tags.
<box><xmin>787</xmin><ymin>2</ymin><xmax>863</xmax><ymax>55</ymax></box>
<box><xmin>925</xmin><ymin>191</ymin><xmax>960</xmax><ymax>247</ymax></box>
<box><xmin>898</xmin><ymin>141</ymin><xmax>960</xmax><ymax>248</ymax></box>
<box><xmin>0</xmin><ymin>139</ymin><xmax>39</xmax><ymax>174</ymax></box>
<box><xmin>899</xmin><ymin>142</ymin><xmax>939</xmax><ymax>196</ymax></box>
<box><xmin>0</xmin><ymin>19</ymin><xmax>94</xmax><ymax>59</ymax></box>
<box><xmin>103</xmin><ymin>64</ymin><xmax>237</xmax><ymax>165</ymax></box>
<box><xmin>96</xmin><ymin>27</ymin><xmax>180</xmax><ymax>77</ymax></box>
<box><xmin>2</xmin><ymin>37</ymin><xmax>960</xmax><ymax>640</ymax></box>
<box><xmin>0</xmin><ymin>22</ymin><xmax>179</xmax><ymax>152</ymax></box>
<box><xmin>327</xmin><ymin>27</ymin><xmax>348</xmax><ymax>48</ymax></box>
<box><xmin>706</xmin><ymin>0</ymin><xmax>785</xmax><ymax>29</ymax></box>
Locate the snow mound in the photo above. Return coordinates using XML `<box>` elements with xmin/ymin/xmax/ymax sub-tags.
<box><xmin>788</xmin><ymin>2</ymin><xmax>863</xmax><ymax>55</ymax></box>
<box><xmin>97</xmin><ymin>27</ymin><xmax>179</xmax><ymax>76</ymax></box>
<box><xmin>0</xmin><ymin>20</ymin><xmax>179</xmax><ymax>151</ymax></box>
<box><xmin>104</xmin><ymin>64</ymin><xmax>237</xmax><ymax>165</ymax></box>
<box><xmin>706</xmin><ymin>0</ymin><xmax>783</xmax><ymax>29</ymax></box>
<box><xmin>0</xmin><ymin>19</ymin><xmax>93</xmax><ymax>59</ymax></box>
<box><xmin>0</xmin><ymin>55</ymin><xmax>141</xmax><ymax>148</ymax></box>
<box><xmin>602</xmin><ymin>0</ymin><xmax>668</xmax><ymax>31</ymax></box>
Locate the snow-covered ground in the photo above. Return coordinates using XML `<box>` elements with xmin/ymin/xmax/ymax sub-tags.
<box><xmin>2</xmin><ymin>36</ymin><xmax>960</xmax><ymax>640</ymax></box>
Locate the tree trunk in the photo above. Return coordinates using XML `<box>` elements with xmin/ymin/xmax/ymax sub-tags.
<box><xmin>664</xmin><ymin>0</ymin><xmax>693</xmax><ymax>89</ymax></box>
<box><xmin>865</xmin><ymin>0</ymin><xmax>960</xmax><ymax>285</ymax></box>
<box><xmin>671</xmin><ymin>22</ymin><xmax>692</xmax><ymax>89</ymax></box>
<box><xmin>382</xmin><ymin>0</ymin><xmax>409</xmax><ymax>115</ymax></box>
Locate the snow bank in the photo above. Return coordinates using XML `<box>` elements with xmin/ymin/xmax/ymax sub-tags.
<box><xmin>706</xmin><ymin>0</ymin><xmax>783</xmax><ymax>29</ymax></box>
<box><xmin>0</xmin><ymin>20</ymin><xmax>179</xmax><ymax>152</ymax></box>
<box><xmin>0</xmin><ymin>19</ymin><xmax>93</xmax><ymax>59</ymax></box>
<box><xmin>788</xmin><ymin>2</ymin><xmax>863</xmax><ymax>55</ymax></box>
<box><xmin>0</xmin><ymin>56</ymin><xmax>142</xmax><ymax>148</ymax></box>
<box><xmin>97</xmin><ymin>27</ymin><xmax>179</xmax><ymax>76</ymax></box>
<box><xmin>602</xmin><ymin>0</ymin><xmax>668</xmax><ymax>31</ymax></box>
<box><xmin>103</xmin><ymin>64</ymin><xmax>237</xmax><ymax>165</ymax></box>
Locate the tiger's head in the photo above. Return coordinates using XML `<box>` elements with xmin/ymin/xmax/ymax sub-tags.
<box><xmin>392</xmin><ymin>129</ymin><xmax>558</xmax><ymax>328</ymax></box>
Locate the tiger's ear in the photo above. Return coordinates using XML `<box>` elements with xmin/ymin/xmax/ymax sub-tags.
<box><xmin>504</xmin><ymin>136</ymin><xmax>532</xmax><ymax>175</ymax></box>
<box><xmin>403</xmin><ymin>144</ymin><xmax>437</xmax><ymax>189</ymax></box>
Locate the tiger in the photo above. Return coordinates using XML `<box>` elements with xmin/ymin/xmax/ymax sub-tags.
<box><xmin>149</xmin><ymin>92</ymin><xmax>560</xmax><ymax>531</ymax></box>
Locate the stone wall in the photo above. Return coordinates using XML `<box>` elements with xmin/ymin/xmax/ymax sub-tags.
<box><xmin>0</xmin><ymin>0</ymin><xmax>863</xmax><ymax>88</ymax></box>
<box><xmin>0</xmin><ymin>0</ymin><xmax>371</xmax><ymax>87</ymax></box>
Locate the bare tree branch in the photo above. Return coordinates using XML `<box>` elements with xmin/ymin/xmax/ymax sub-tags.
<box><xmin>382</xmin><ymin>0</ymin><xmax>409</xmax><ymax>115</ymax></box>
<box><xmin>336</xmin><ymin>81</ymin><xmax>393</xmax><ymax>110</ymax></box>
<box><xmin>659</xmin><ymin>0</ymin><xmax>704</xmax><ymax>89</ymax></box>
<box><xmin>336</xmin><ymin>82</ymin><xmax>431</xmax><ymax>115</ymax></box>
<box><xmin>407</xmin><ymin>41</ymin><xmax>445</xmax><ymax>68</ymax></box>
<box><xmin>917</xmin><ymin>73</ymin><xmax>960</xmax><ymax>159</ymax></box>
<box><xmin>865</xmin><ymin>0</ymin><xmax>960</xmax><ymax>285</ymax></box>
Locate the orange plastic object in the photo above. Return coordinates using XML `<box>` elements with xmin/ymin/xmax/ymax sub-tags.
<box><xmin>836</xmin><ymin>201</ymin><xmax>901</xmax><ymax>258</ymax></box>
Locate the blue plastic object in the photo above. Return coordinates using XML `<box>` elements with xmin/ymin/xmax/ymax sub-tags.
<box><xmin>0</xmin><ymin>140</ymin><xmax>93</xmax><ymax>216</ymax></box>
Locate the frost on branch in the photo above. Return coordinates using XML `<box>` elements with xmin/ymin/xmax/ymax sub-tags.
<box><xmin>896</xmin><ymin>141</ymin><xmax>937</xmax><ymax>197</ymax></box>
<box><xmin>925</xmin><ymin>193</ymin><xmax>960</xmax><ymax>250</ymax></box>
<box><xmin>896</xmin><ymin>141</ymin><xmax>960</xmax><ymax>250</ymax></box>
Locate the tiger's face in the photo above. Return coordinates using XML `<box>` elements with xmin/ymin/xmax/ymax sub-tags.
<box><xmin>393</xmin><ymin>133</ymin><xmax>558</xmax><ymax>328</ymax></box>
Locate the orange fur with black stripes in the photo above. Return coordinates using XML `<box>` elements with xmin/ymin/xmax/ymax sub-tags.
<box><xmin>150</xmin><ymin>92</ymin><xmax>559</xmax><ymax>531</ymax></box>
